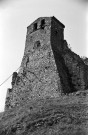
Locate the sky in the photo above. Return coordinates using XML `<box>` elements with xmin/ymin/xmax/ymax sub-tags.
<box><xmin>0</xmin><ymin>0</ymin><xmax>88</xmax><ymax>112</ymax></box>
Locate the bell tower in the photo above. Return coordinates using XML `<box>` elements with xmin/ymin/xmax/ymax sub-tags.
<box><xmin>5</xmin><ymin>17</ymin><xmax>68</xmax><ymax>110</ymax></box>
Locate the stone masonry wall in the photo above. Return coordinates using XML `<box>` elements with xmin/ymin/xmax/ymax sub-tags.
<box><xmin>62</xmin><ymin>41</ymin><xmax>87</xmax><ymax>92</ymax></box>
<box><xmin>51</xmin><ymin>19</ymin><xmax>72</xmax><ymax>94</ymax></box>
<box><xmin>5</xmin><ymin>17</ymin><xmax>62</xmax><ymax>110</ymax></box>
<box><xmin>5</xmin><ymin>16</ymin><xmax>88</xmax><ymax>111</ymax></box>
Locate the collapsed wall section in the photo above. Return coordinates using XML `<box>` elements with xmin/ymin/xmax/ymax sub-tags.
<box><xmin>62</xmin><ymin>48</ymin><xmax>86</xmax><ymax>91</ymax></box>
<box><xmin>51</xmin><ymin>17</ymin><xmax>88</xmax><ymax>93</ymax></box>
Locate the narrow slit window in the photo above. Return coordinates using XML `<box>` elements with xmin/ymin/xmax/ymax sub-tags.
<box><xmin>41</xmin><ymin>19</ymin><xmax>45</xmax><ymax>29</ymax></box>
<box><xmin>33</xmin><ymin>23</ymin><xmax>37</xmax><ymax>31</ymax></box>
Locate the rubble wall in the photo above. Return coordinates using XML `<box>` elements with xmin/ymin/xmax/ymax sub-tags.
<box><xmin>5</xmin><ymin>17</ymin><xmax>88</xmax><ymax>111</ymax></box>
<box><xmin>5</xmin><ymin>17</ymin><xmax>62</xmax><ymax>110</ymax></box>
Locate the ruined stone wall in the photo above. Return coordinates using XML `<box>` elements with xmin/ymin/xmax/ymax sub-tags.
<box><xmin>62</xmin><ymin>42</ymin><xmax>87</xmax><ymax>92</ymax></box>
<box><xmin>5</xmin><ymin>17</ymin><xmax>62</xmax><ymax>110</ymax></box>
<box><xmin>5</xmin><ymin>16</ymin><xmax>88</xmax><ymax>111</ymax></box>
<box><xmin>50</xmin><ymin>18</ymin><xmax>88</xmax><ymax>93</ymax></box>
<box><xmin>84</xmin><ymin>65</ymin><xmax>88</xmax><ymax>89</ymax></box>
<box><xmin>51</xmin><ymin>19</ymin><xmax>72</xmax><ymax>94</ymax></box>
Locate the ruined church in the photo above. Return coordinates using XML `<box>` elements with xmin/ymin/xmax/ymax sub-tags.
<box><xmin>5</xmin><ymin>16</ymin><xmax>88</xmax><ymax>110</ymax></box>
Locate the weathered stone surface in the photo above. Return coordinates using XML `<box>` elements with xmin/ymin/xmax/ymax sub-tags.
<box><xmin>11</xmin><ymin>72</ymin><xmax>18</xmax><ymax>86</ymax></box>
<box><xmin>2</xmin><ymin>16</ymin><xmax>88</xmax><ymax>135</ymax></box>
<box><xmin>5</xmin><ymin>16</ymin><xmax>88</xmax><ymax>111</ymax></box>
<box><xmin>5</xmin><ymin>17</ymin><xmax>63</xmax><ymax>110</ymax></box>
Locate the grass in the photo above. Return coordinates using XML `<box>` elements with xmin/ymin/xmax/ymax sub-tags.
<box><xmin>0</xmin><ymin>90</ymin><xmax>88</xmax><ymax>135</ymax></box>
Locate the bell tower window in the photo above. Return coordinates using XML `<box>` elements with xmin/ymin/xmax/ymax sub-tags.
<box><xmin>41</xmin><ymin>19</ymin><xmax>45</xmax><ymax>29</ymax></box>
<box><xmin>33</xmin><ymin>23</ymin><xmax>37</xmax><ymax>31</ymax></box>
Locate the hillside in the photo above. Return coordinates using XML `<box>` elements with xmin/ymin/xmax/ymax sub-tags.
<box><xmin>2</xmin><ymin>16</ymin><xmax>88</xmax><ymax>135</ymax></box>
<box><xmin>0</xmin><ymin>90</ymin><xmax>88</xmax><ymax>135</ymax></box>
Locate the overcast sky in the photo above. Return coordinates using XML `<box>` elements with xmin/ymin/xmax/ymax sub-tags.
<box><xmin>0</xmin><ymin>0</ymin><xmax>88</xmax><ymax>112</ymax></box>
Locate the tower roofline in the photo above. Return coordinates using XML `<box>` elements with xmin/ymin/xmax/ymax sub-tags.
<box><xmin>51</xmin><ymin>16</ymin><xmax>65</xmax><ymax>28</ymax></box>
<box><xmin>27</xmin><ymin>16</ymin><xmax>65</xmax><ymax>29</ymax></box>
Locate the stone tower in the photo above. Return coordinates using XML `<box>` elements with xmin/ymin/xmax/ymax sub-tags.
<box><xmin>5</xmin><ymin>17</ymin><xmax>65</xmax><ymax>110</ymax></box>
<box><xmin>5</xmin><ymin>16</ymin><xmax>88</xmax><ymax>111</ymax></box>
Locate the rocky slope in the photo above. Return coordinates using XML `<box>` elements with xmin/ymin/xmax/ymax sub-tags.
<box><xmin>0</xmin><ymin>90</ymin><xmax>88</xmax><ymax>135</ymax></box>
